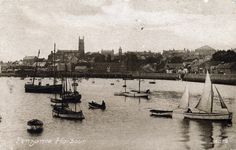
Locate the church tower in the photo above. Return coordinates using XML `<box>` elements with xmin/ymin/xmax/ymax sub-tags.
<box><xmin>78</xmin><ymin>36</ymin><xmax>85</xmax><ymax>57</ymax></box>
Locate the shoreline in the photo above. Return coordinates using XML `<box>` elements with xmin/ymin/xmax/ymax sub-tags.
<box><xmin>0</xmin><ymin>72</ymin><xmax>236</xmax><ymax>85</ymax></box>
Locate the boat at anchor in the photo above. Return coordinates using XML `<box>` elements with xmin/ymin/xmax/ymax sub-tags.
<box><xmin>184</xmin><ymin>71</ymin><xmax>233</xmax><ymax>121</ymax></box>
<box><xmin>24</xmin><ymin>47</ymin><xmax>62</xmax><ymax>94</ymax></box>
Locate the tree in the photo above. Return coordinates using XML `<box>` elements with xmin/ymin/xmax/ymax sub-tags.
<box><xmin>212</xmin><ymin>50</ymin><xmax>236</xmax><ymax>62</ymax></box>
<box><xmin>94</xmin><ymin>54</ymin><xmax>105</xmax><ymax>62</ymax></box>
<box><xmin>169</xmin><ymin>56</ymin><xmax>183</xmax><ymax>63</ymax></box>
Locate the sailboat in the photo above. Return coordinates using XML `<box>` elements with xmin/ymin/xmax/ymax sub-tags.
<box><xmin>172</xmin><ymin>85</ymin><xmax>190</xmax><ymax>119</ymax></box>
<box><xmin>123</xmin><ymin>78</ymin><xmax>150</xmax><ymax>98</ymax></box>
<box><xmin>50</xmin><ymin>44</ymin><xmax>84</xmax><ymax>120</ymax></box>
<box><xmin>150</xmin><ymin>85</ymin><xmax>189</xmax><ymax>118</ymax></box>
<box><xmin>24</xmin><ymin>47</ymin><xmax>62</xmax><ymax>94</ymax></box>
<box><xmin>59</xmin><ymin>78</ymin><xmax>81</xmax><ymax>103</ymax></box>
<box><xmin>184</xmin><ymin>71</ymin><xmax>233</xmax><ymax>121</ymax></box>
<box><xmin>114</xmin><ymin>78</ymin><xmax>129</xmax><ymax>96</ymax></box>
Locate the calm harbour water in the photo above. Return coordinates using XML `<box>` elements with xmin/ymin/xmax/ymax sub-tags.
<box><xmin>0</xmin><ymin>77</ymin><xmax>235</xmax><ymax>150</ymax></box>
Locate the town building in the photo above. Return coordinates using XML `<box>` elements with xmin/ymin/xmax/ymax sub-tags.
<box><xmin>215</xmin><ymin>62</ymin><xmax>236</xmax><ymax>74</ymax></box>
<box><xmin>48</xmin><ymin>36</ymin><xmax>85</xmax><ymax>63</ymax></box>
<box><xmin>92</xmin><ymin>62</ymin><xmax>127</xmax><ymax>73</ymax></box>
<box><xmin>101</xmin><ymin>49</ymin><xmax>115</xmax><ymax>61</ymax></box>
<box><xmin>23</xmin><ymin>56</ymin><xmax>37</xmax><ymax>66</ymax></box>
<box><xmin>194</xmin><ymin>45</ymin><xmax>216</xmax><ymax>58</ymax></box>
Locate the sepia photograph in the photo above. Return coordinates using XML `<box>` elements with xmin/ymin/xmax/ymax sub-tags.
<box><xmin>0</xmin><ymin>0</ymin><xmax>236</xmax><ymax>149</ymax></box>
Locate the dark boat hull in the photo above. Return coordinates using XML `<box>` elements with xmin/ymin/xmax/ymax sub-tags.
<box><xmin>62</xmin><ymin>92</ymin><xmax>81</xmax><ymax>103</ymax></box>
<box><xmin>50</xmin><ymin>95</ymin><xmax>81</xmax><ymax>103</ymax></box>
<box><xmin>52</xmin><ymin>107</ymin><xmax>85</xmax><ymax>120</ymax></box>
<box><xmin>150</xmin><ymin>113</ymin><xmax>172</xmax><ymax>118</ymax></box>
<box><xmin>88</xmin><ymin>102</ymin><xmax>106</xmax><ymax>110</ymax></box>
<box><xmin>25</xmin><ymin>84</ymin><xmax>62</xmax><ymax>94</ymax></box>
<box><xmin>27</xmin><ymin>127</ymin><xmax>43</xmax><ymax>133</ymax></box>
<box><xmin>150</xmin><ymin>109</ymin><xmax>173</xmax><ymax>118</ymax></box>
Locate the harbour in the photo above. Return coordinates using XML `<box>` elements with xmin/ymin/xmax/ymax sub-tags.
<box><xmin>0</xmin><ymin>77</ymin><xmax>235</xmax><ymax>150</ymax></box>
<box><xmin>1</xmin><ymin>0</ymin><xmax>236</xmax><ymax>149</ymax></box>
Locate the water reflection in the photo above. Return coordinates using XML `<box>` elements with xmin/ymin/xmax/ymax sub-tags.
<box><xmin>196</xmin><ymin>120</ymin><xmax>214</xmax><ymax>149</ymax></box>
<box><xmin>179</xmin><ymin>119</ymin><xmax>190</xmax><ymax>150</ymax></box>
<box><xmin>194</xmin><ymin>120</ymin><xmax>231</xmax><ymax>150</ymax></box>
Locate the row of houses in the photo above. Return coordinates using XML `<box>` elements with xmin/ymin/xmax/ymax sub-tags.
<box><xmin>164</xmin><ymin>61</ymin><xmax>236</xmax><ymax>74</ymax></box>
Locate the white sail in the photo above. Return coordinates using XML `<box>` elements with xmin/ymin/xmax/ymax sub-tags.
<box><xmin>178</xmin><ymin>85</ymin><xmax>189</xmax><ymax>109</ymax></box>
<box><xmin>215</xmin><ymin>86</ymin><xmax>228</xmax><ymax>109</ymax></box>
<box><xmin>195</xmin><ymin>71</ymin><xmax>214</xmax><ymax>113</ymax></box>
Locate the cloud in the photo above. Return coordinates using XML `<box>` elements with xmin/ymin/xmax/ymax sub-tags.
<box><xmin>0</xmin><ymin>0</ymin><xmax>236</xmax><ymax>61</ymax></box>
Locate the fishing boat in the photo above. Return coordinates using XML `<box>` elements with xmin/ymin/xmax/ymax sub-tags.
<box><xmin>27</xmin><ymin>119</ymin><xmax>43</xmax><ymax>133</ymax></box>
<box><xmin>51</xmin><ymin>91</ymin><xmax>84</xmax><ymax>120</ymax></box>
<box><xmin>52</xmin><ymin>106</ymin><xmax>85</xmax><ymax>120</ymax></box>
<box><xmin>60</xmin><ymin>78</ymin><xmax>81</xmax><ymax>103</ymax></box>
<box><xmin>88</xmin><ymin>101</ymin><xmax>106</xmax><ymax>110</ymax></box>
<box><xmin>25</xmin><ymin>47</ymin><xmax>62</xmax><ymax>94</ymax></box>
<box><xmin>184</xmin><ymin>71</ymin><xmax>233</xmax><ymax>121</ymax></box>
<box><xmin>25</xmin><ymin>84</ymin><xmax>62</xmax><ymax>94</ymax></box>
<box><xmin>50</xmin><ymin>43</ymin><xmax>84</xmax><ymax>120</ymax></box>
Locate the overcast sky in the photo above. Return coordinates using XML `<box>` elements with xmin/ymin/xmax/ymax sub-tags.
<box><xmin>0</xmin><ymin>0</ymin><xmax>236</xmax><ymax>61</ymax></box>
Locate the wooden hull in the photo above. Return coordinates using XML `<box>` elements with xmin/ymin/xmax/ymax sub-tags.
<box><xmin>149</xmin><ymin>82</ymin><xmax>156</xmax><ymax>84</ymax></box>
<box><xmin>150</xmin><ymin>109</ymin><xmax>173</xmax><ymax>118</ymax></box>
<box><xmin>123</xmin><ymin>92</ymin><xmax>149</xmax><ymax>99</ymax></box>
<box><xmin>88</xmin><ymin>102</ymin><xmax>106</xmax><ymax>110</ymax></box>
<box><xmin>150</xmin><ymin>112</ymin><xmax>172</xmax><ymax>118</ymax></box>
<box><xmin>51</xmin><ymin>95</ymin><xmax>81</xmax><ymax>103</ymax></box>
<box><xmin>52</xmin><ymin>107</ymin><xmax>85</xmax><ymax>120</ymax></box>
<box><xmin>114</xmin><ymin>92</ymin><xmax>129</xmax><ymax>96</ymax></box>
<box><xmin>25</xmin><ymin>84</ymin><xmax>62</xmax><ymax>94</ymax></box>
<box><xmin>62</xmin><ymin>93</ymin><xmax>81</xmax><ymax>103</ymax></box>
<box><xmin>27</xmin><ymin>125</ymin><xmax>43</xmax><ymax>133</ymax></box>
<box><xmin>184</xmin><ymin>112</ymin><xmax>233</xmax><ymax>121</ymax></box>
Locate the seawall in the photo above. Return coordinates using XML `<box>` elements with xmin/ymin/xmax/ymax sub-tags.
<box><xmin>0</xmin><ymin>72</ymin><xmax>235</xmax><ymax>85</ymax></box>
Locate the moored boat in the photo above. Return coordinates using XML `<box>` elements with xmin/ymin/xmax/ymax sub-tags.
<box><xmin>89</xmin><ymin>101</ymin><xmax>106</xmax><ymax>110</ymax></box>
<box><xmin>25</xmin><ymin>83</ymin><xmax>62</xmax><ymax>94</ymax></box>
<box><xmin>184</xmin><ymin>71</ymin><xmax>233</xmax><ymax>122</ymax></box>
<box><xmin>50</xmin><ymin>43</ymin><xmax>85</xmax><ymax>121</ymax></box>
<box><xmin>172</xmin><ymin>85</ymin><xmax>190</xmax><ymax>119</ymax></box>
<box><xmin>123</xmin><ymin>92</ymin><xmax>149</xmax><ymax>99</ymax></box>
<box><xmin>60</xmin><ymin>79</ymin><xmax>81</xmax><ymax>103</ymax></box>
<box><xmin>24</xmin><ymin>47</ymin><xmax>62</xmax><ymax>94</ymax></box>
<box><xmin>150</xmin><ymin>109</ymin><xmax>173</xmax><ymax>118</ymax></box>
<box><xmin>114</xmin><ymin>91</ymin><xmax>129</xmax><ymax>96</ymax></box>
<box><xmin>150</xmin><ymin>112</ymin><xmax>172</xmax><ymax>118</ymax></box>
<box><xmin>27</xmin><ymin>119</ymin><xmax>43</xmax><ymax>133</ymax></box>
<box><xmin>149</xmin><ymin>81</ymin><xmax>156</xmax><ymax>84</ymax></box>
<box><xmin>53</xmin><ymin>107</ymin><xmax>85</xmax><ymax>120</ymax></box>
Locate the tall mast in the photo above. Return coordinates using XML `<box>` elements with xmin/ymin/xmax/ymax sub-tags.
<box><xmin>53</xmin><ymin>43</ymin><xmax>56</xmax><ymax>86</ymax></box>
<box><xmin>53</xmin><ymin>43</ymin><xmax>57</xmax><ymax>100</ymax></box>
<box><xmin>124</xmin><ymin>79</ymin><xmax>126</xmax><ymax>92</ymax></box>
<box><xmin>138</xmin><ymin>78</ymin><xmax>141</xmax><ymax>93</ymax></box>
<box><xmin>138</xmin><ymin>72</ymin><xmax>141</xmax><ymax>93</ymax></box>
<box><xmin>32</xmin><ymin>49</ymin><xmax>40</xmax><ymax>85</ymax></box>
<box><xmin>210</xmin><ymin>82</ymin><xmax>214</xmax><ymax>113</ymax></box>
